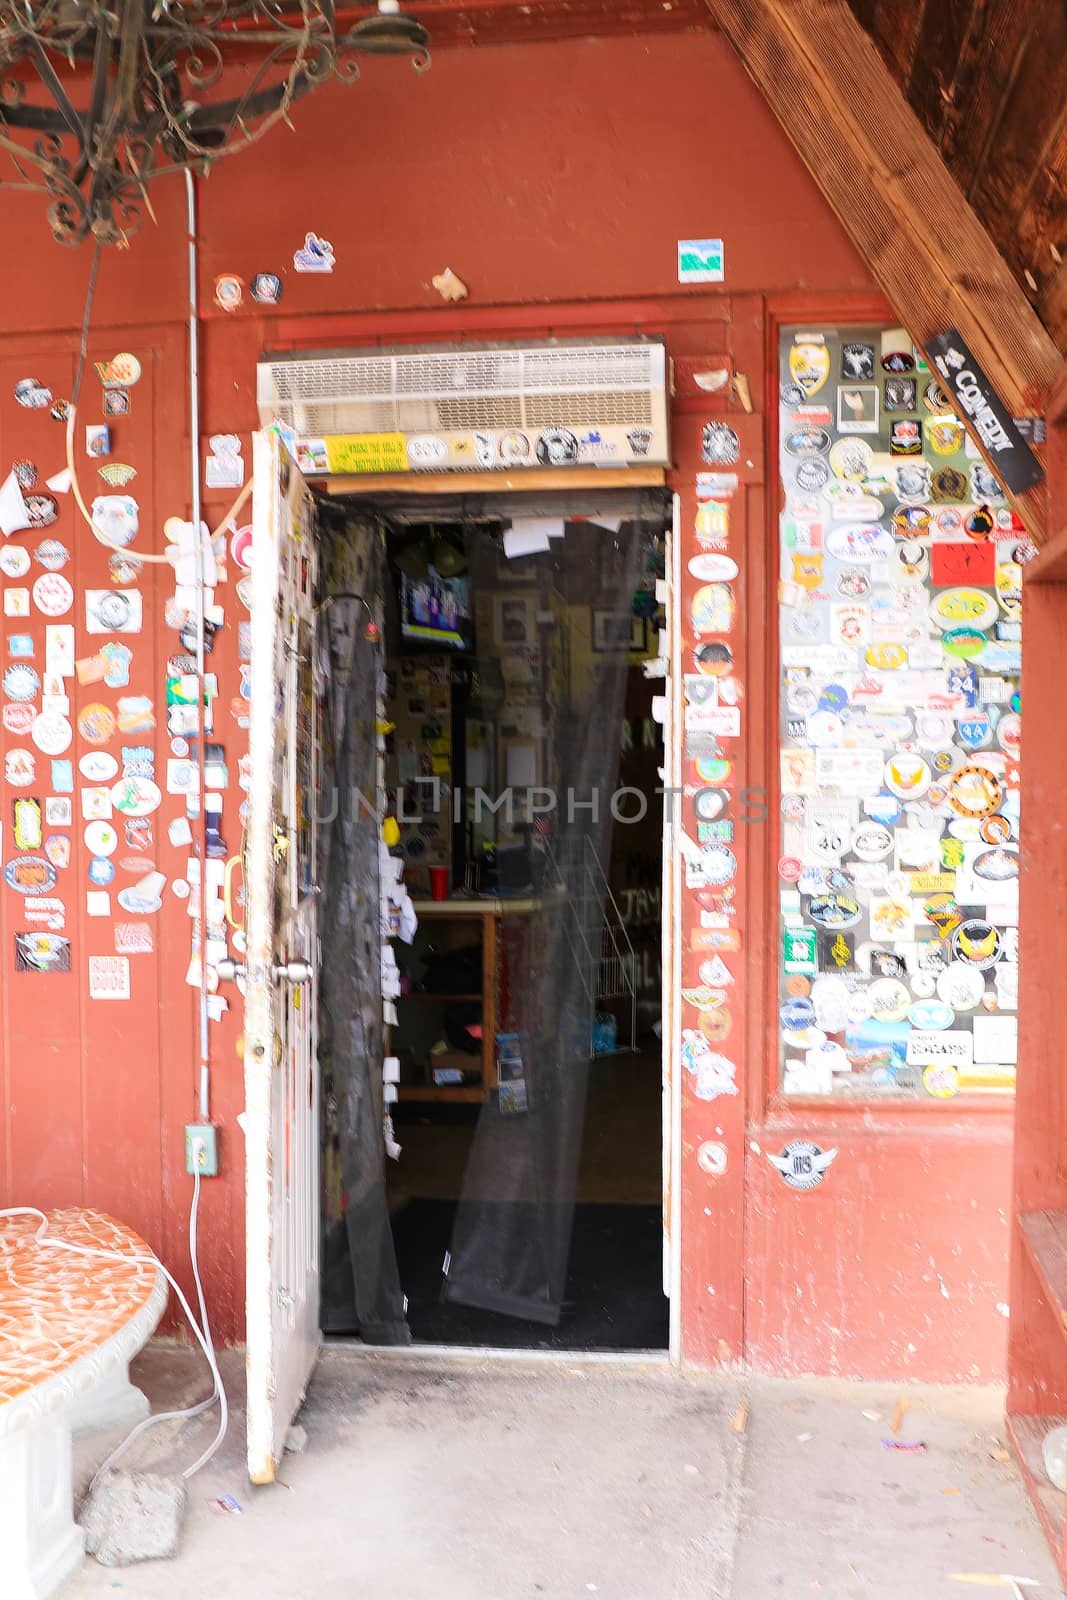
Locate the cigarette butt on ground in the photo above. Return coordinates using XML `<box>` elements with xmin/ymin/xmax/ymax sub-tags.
<box><xmin>729</xmin><ymin>1402</ymin><xmax>748</xmax><ymax>1435</ymax></box>
<box><xmin>891</xmin><ymin>1395</ymin><xmax>909</xmax><ymax>1434</ymax></box>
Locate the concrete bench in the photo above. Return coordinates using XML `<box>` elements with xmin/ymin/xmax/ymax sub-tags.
<box><xmin>0</xmin><ymin>1207</ymin><xmax>167</xmax><ymax>1600</ymax></box>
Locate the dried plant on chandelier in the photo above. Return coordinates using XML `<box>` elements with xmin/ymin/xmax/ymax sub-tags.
<box><xmin>0</xmin><ymin>1</ymin><xmax>430</xmax><ymax>245</ymax></box>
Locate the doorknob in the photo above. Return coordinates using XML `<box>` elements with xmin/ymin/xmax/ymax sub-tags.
<box><xmin>216</xmin><ymin>958</ymin><xmax>245</xmax><ymax>983</ymax></box>
<box><xmin>273</xmin><ymin>960</ymin><xmax>313</xmax><ymax>983</ymax></box>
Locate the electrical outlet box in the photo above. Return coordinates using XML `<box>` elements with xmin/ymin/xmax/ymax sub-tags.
<box><xmin>185</xmin><ymin>1123</ymin><xmax>219</xmax><ymax>1177</ymax></box>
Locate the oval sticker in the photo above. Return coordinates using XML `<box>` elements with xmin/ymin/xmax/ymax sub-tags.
<box><xmin>688</xmin><ymin>554</ymin><xmax>739</xmax><ymax>581</ymax></box>
<box><xmin>930</xmin><ymin>588</ymin><xmax>999</xmax><ymax>630</ymax></box>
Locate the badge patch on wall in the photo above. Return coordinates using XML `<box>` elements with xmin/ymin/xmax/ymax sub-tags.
<box><xmin>767</xmin><ymin>1141</ymin><xmax>838</xmax><ymax>1191</ymax></box>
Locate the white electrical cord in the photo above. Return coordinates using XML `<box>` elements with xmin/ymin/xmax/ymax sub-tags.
<box><xmin>0</xmin><ymin>1173</ymin><xmax>228</xmax><ymax>1486</ymax></box>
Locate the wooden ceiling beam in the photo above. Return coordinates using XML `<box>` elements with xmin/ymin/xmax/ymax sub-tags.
<box><xmin>705</xmin><ymin>0</ymin><xmax>1061</xmax><ymax>541</ymax></box>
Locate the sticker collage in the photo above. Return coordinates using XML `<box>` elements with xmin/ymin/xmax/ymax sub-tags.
<box><xmin>0</xmin><ymin>356</ymin><xmax>246</xmax><ymax>1009</ymax></box>
<box><xmin>777</xmin><ymin>325</ymin><xmax>1026</xmax><ymax>1099</ymax></box>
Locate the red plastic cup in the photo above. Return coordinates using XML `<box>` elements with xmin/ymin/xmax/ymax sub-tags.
<box><xmin>429</xmin><ymin>866</ymin><xmax>449</xmax><ymax>902</ymax></box>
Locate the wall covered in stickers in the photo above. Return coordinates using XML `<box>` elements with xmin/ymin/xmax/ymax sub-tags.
<box><xmin>0</xmin><ymin>27</ymin><xmax>1018</xmax><ymax>1376</ymax></box>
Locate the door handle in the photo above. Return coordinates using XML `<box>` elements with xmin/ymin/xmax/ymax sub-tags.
<box><xmin>216</xmin><ymin>958</ymin><xmax>245</xmax><ymax>983</ymax></box>
<box><xmin>273</xmin><ymin>960</ymin><xmax>313</xmax><ymax>983</ymax></box>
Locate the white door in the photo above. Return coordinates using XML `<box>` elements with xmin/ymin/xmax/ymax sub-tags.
<box><xmin>244</xmin><ymin>430</ymin><xmax>322</xmax><ymax>1484</ymax></box>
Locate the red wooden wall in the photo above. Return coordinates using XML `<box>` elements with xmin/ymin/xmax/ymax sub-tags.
<box><xmin>0</xmin><ymin>27</ymin><xmax>1015</xmax><ymax>1374</ymax></box>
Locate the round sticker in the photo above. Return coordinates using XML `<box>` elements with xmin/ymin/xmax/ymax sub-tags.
<box><xmin>884</xmin><ymin>751</ymin><xmax>931</xmax><ymax>799</ymax></box>
<box><xmin>79</xmin><ymin>752</ymin><xmax>119</xmax><ymax>782</ymax></box>
<box><xmin>868</xmin><ymin>979</ymin><xmax>910</xmax><ymax>1022</ymax></box>
<box><xmin>78</xmin><ymin>704</ymin><xmax>116</xmax><ymax>745</ymax></box>
<box><xmin>951</xmin><ymin>918</ymin><xmax>1003</xmax><ymax>969</ymax></box>
<box><xmin>979</xmin><ymin>813</ymin><xmax>1013</xmax><ymax>845</ymax></box>
<box><xmin>930</xmin><ymin>588</ymin><xmax>998</xmax><ymax>631</ymax></box>
<box><xmin>852</xmin><ymin>822</ymin><xmax>893</xmax><ymax>861</ymax></box>
<box><xmin>693</xmin><ymin>641</ymin><xmax>733</xmax><ymax>677</ymax></box>
<box><xmin>909</xmin><ymin>998</ymin><xmax>955</xmax><ymax>1030</ymax></box>
<box><xmin>0</xmin><ymin>546</ymin><xmax>30</xmax><ymax>579</ymax></box>
<box><xmin>778</xmin><ymin>855</ymin><xmax>803</xmax><ymax>882</ymax></box>
<box><xmin>3</xmin><ymin>704</ymin><xmax>34</xmax><ymax>735</ymax></box>
<box><xmin>35</xmin><ymin>539</ymin><xmax>69</xmax><ymax>571</ymax></box>
<box><xmin>32</xmin><ymin>573</ymin><xmax>73</xmax><ymax>616</ymax></box>
<box><xmin>997</xmin><ymin>713</ymin><xmax>1021</xmax><ymax>756</ymax></box>
<box><xmin>5</xmin><ymin>749</ymin><xmax>35</xmax><ymax>786</ymax></box>
<box><xmin>947</xmin><ymin>763</ymin><xmax>1003</xmax><ymax>819</ymax></box>
<box><xmin>973</xmin><ymin>846</ymin><xmax>1018</xmax><ymax>882</ymax></box>
<box><xmin>172</xmin><ymin>878</ymin><xmax>190</xmax><ymax>900</ymax></box>
<box><xmin>3</xmin><ymin>664</ymin><xmax>38</xmax><ymax>702</ymax></box>
<box><xmin>88</xmin><ymin>855</ymin><xmax>115</xmax><ymax>886</ymax></box>
<box><xmin>109</xmin><ymin>552</ymin><xmax>142</xmax><ymax>585</ymax></box>
<box><xmin>828</xmin><ymin>437</ymin><xmax>873</xmax><ymax>481</ymax></box>
<box><xmin>688</xmin><ymin>553</ymin><xmax>739</xmax><ymax>582</ymax></box>
<box><xmin>84</xmin><ymin>820</ymin><xmax>118</xmax><ymax>857</ymax></box>
<box><xmin>807</xmin><ymin>894</ymin><xmax>861</xmax><ymax>929</ymax></box>
<box><xmin>923</xmin><ymin>1064</ymin><xmax>960</xmax><ymax>1099</ymax></box>
<box><xmin>230</xmin><ymin>523</ymin><xmax>254</xmax><ymax>571</ymax></box>
<box><xmin>110</xmin><ymin>776</ymin><xmax>162</xmax><ymax>816</ymax></box>
<box><xmin>694</xmin><ymin>788</ymin><xmax>729</xmax><ymax>822</ymax></box>
<box><xmin>936</xmin><ymin>961</ymin><xmax>986</xmax><ymax>1010</ymax></box>
<box><xmin>31</xmin><ymin>713</ymin><xmax>72</xmax><ymax>754</ymax></box>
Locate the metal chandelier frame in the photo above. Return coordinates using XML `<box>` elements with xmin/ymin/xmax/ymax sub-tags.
<box><xmin>0</xmin><ymin>1</ymin><xmax>430</xmax><ymax>244</ymax></box>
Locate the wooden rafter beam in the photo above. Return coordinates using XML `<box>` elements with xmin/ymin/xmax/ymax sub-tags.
<box><xmin>706</xmin><ymin>0</ymin><xmax>1062</xmax><ymax>541</ymax></box>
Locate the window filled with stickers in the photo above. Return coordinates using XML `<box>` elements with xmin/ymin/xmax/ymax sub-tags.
<box><xmin>777</xmin><ymin>326</ymin><xmax>1025</xmax><ymax>1100</ymax></box>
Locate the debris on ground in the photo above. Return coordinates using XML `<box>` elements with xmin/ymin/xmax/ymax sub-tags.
<box><xmin>881</xmin><ymin>1439</ymin><xmax>927</xmax><ymax>1452</ymax></box>
<box><xmin>207</xmin><ymin>1495</ymin><xmax>244</xmax><ymax>1515</ymax></box>
<box><xmin>890</xmin><ymin>1396</ymin><xmax>909</xmax><ymax>1435</ymax></box>
<box><xmin>729</xmin><ymin>1402</ymin><xmax>748</xmax><ymax>1435</ymax></box>
<box><xmin>79</xmin><ymin>1469</ymin><xmax>187</xmax><ymax>1567</ymax></box>
<box><xmin>284</xmin><ymin>1423</ymin><xmax>308</xmax><ymax>1454</ymax></box>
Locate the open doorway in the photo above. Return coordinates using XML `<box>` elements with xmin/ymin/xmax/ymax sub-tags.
<box><xmin>316</xmin><ymin>489</ymin><xmax>671</xmax><ymax>1352</ymax></box>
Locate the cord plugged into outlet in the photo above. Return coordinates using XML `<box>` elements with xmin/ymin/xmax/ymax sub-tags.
<box><xmin>185</xmin><ymin>1124</ymin><xmax>218</xmax><ymax>1177</ymax></box>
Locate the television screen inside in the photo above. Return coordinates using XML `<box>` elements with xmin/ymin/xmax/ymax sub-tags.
<box><xmin>400</xmin><ymin>565</ymin><xmax>472</xmax><ymax>649</ymax></box>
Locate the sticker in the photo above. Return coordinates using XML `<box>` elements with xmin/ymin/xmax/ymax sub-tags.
<box><xmin>84</xmin><ymin>820</ymin><xmax>118</xmax><ymax>856</ymax></box>
<box><xmin>783</xmin><ymin>926</ymin><xmax>817</xmax><ymax>975</ymax></box>
<box><xmin>12</xmin><ymin>798</ymin><xmax>41</xmax><ymax>851</ymax></box>
<box><xmin>78</xmin><ymin>704</ymin><xmax>116</xmax><ymax>745</ymax></box>
<box><xmin>930</xmin><ymin>588</ymin><xmax>998</xmax><ymax>631</ymax></box>
<box><xmin>930</xmin><ymin>542</ymin><xmax>995</xmax><ymax>587</ymax></box>
<box><xmin>35</xmin><ymin>540</ymin><xmax>69</xmax><ymax>571</ymax></box>
<box><xmin>2</xmin><ymin>664</ymin><xmax>38</xmax><ymax>703</ymax></box>
<box><xmin>108</xmin><ymin>553</ymin><xmax>141</xmax><ymax>585</ymax></box>
<box><xmin>205</xmin><ymin>435</ymin><xmax>244</xmax><ymax>490</ymax></box>
<box><xmin>251</xmin><ymin>273</ymin><xmax>282</xmax><ymax>304</ymax></box>
<box><xmin>32</xmin><ymin>573</ymin><xmax>73</xmax><ymax>617</ymax></box>
<box><xmin>96</xmin><ymin>353</ymin><xmax>142</xmax><ymax>388</ymax></box>
<box><xmin>922</xmin><ymin>1064</ymin><xmax>960</xmax><ymax>1099</ymax></box>
<box><xmin>116</xmin><ymin>696</ymin><xmax>155</xmax><ymax>735</ymax></box>
<box><xmin>85</xmin><ymin>589</ymin><xmax>142</xmax><ymax>634</ymax></box>
<box><xmin>91</xmin><ymin>494</ymin><xmax>139</xmax><ymax>549</ymax></box>
<box><xmin>5</xmin><ymin>749</ymin><xmax>35</xmax><ymax>787</ymax></box>
<box><xmin>950</xmin><ymin>919</ymin><xmax>1003</xmax><ymax>969</ymax></box>
<box><xmin>678</xmin><ymin>238</ymin><xmax>724</xmax><ymax>283</ymax></box>
<box><xmin>947</xmin><ymin>764</ymin><xmax>1002</xmax><ymax>819</ymax></box>
<box><xmin>935</xmin><ymin>962</ymin><xmax>986</xmax><ymax>1010</ymax></box>
<box><xmin>43</xmin><ymin>835</ymin><xmax>70</xmax><ymax>870</ymax></box>
<box><xmin>3</xmin><ymin>704</ymin><xmax>33</xmax><ymax>735</ymax></box>
<box><xmin>44</xmin><ymin>795</ymin><xmax>72</xmax><ymax>825</ymax></box>
<box><xmin>837</xmin><ymin>385</ymin><xmax>879</xmax><ymax>433</ymax></box>
<box><xmin>824</xmin><ymin>524</ymin><xmax>892</xmax><ymax>563</ymax></box>
<box><xmin>788</xmin><ymin>340</ymin><xmax>830</xmax><ymax>397</ymax></box>
<box><xmin>884</xmin><ymin>751</ymin><xmax>931</xmax><ymax>799</ymax></box>
<box><xmin>688</xmin><ymin>553</ymin><xmax>739</xmax><ymax>582</ymax></box>
<box><xmin>0</xmin><ymin>546</ymin><xmax>30</xmax><ymax>579</ymax></box>
<box><xmin>767</xmin><ymin>1141</ymin><xmax>837</xmax><ymax>1190</ymax></box>
<box><xmin>31</xmin><ymin>713</ymin><xmax>72</xmax><ymax>755</ymax></box>
<box><xmin>15</xmin><ymin>931</ymin><xmax>70</xmax><ymax>972</ymax></box>
<box><xmin>696</xmin><ymin>1140</ymin><xmax>729</xmax><ymax>1176</ymax></box>
<box><xmin>691</xmin><ymin>583</ymin><xmax>734</xmax><ymax>635</ymax></box>
<box><xmin>104</xmin><ymin>388</ymin><xmax>130</xmax><ymax>416</ymax></box>
<box><xmin>110</xmin><ymin>776</ymin><xmax>161</xmax><ymax>816</ymax></box>
<box><xmin>841</xmin><ymin>343</ymin><xmax>875</xmax><ymax>380</ymax></box>
<box><xmin>4</xmin><ymin>855</ymin><xmax>56</xmax><ymax>894</ymax></box>
<box><xmin>681</xmin><ymin>1031</ymin><xmax>738</xmax><ymax>1100</ymax></box>
<box><xmin>88</xmin><ymin>856</ymin><xmax>115</xmax><ymax>887</ymax></box>
<box><xmin>88</xmin><ymin>954</ymin><xmax>131</xmax><ymax>1000</ymax></box>
<box><xmin>79</xmin><ymin>752</ymin><xmax>119</xmax><ymax>782</ymax></box>
<box><xmin>292</xmin><ymin>232</ymin><xmax>335</xmax><ymax>272</ymax></box>
<box><xmin>14</xmin><ymin>378</ymin><xmax>52</xmax><ymax>408</ymax></box>
<box><xmin>214</xmin><ymin>274</ymin><xmax>244</xmax><ymax>312</ymax></box>
<box><xmin>701</xmin><ymin>423</ymin><xmax>740</xmax><ymax>466</ymax></box>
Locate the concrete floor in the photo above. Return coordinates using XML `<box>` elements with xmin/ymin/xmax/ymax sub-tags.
<box><xmin>67</xmin><ymin>1342</ymin><xmax>1063</xmax><ymax>1600</ymax></box>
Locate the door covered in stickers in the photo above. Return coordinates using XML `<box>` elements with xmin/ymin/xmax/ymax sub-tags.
<box><xmin>243</xmin><ymin>431</ymin><xmax>321</xmax><ymax>1483</ymax></box>
<box><xmin>777</xmin><ymin>326</ymin><xmax>1025</xmax><ymax>1100</ymax></box>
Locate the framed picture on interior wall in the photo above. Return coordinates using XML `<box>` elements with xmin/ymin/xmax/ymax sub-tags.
<box><xmin>591</xmin><ymin>609</ymin><xmax>646</xmax><ymax>653</ymax></box>
<box><xmin>494</xmin><ymin>593</ymin><xmax>537</xmax><ymax>647</ymax></box>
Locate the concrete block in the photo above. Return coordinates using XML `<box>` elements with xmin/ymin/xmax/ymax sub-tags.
<box><xmin>79</xmin><ymin>1469</ymin><xmax>186</xmax><ymax>1567</ymax></box>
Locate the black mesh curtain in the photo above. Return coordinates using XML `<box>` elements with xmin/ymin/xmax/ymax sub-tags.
<box><xmin>441</xmin><ymin>522</ymin><xmax>644</xmax><ymax>1324</ymax></box>
<box><xmin>318</xmin><ymin>511</ymin><xmax>410</xmax><ymax>1343</ymax></box>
